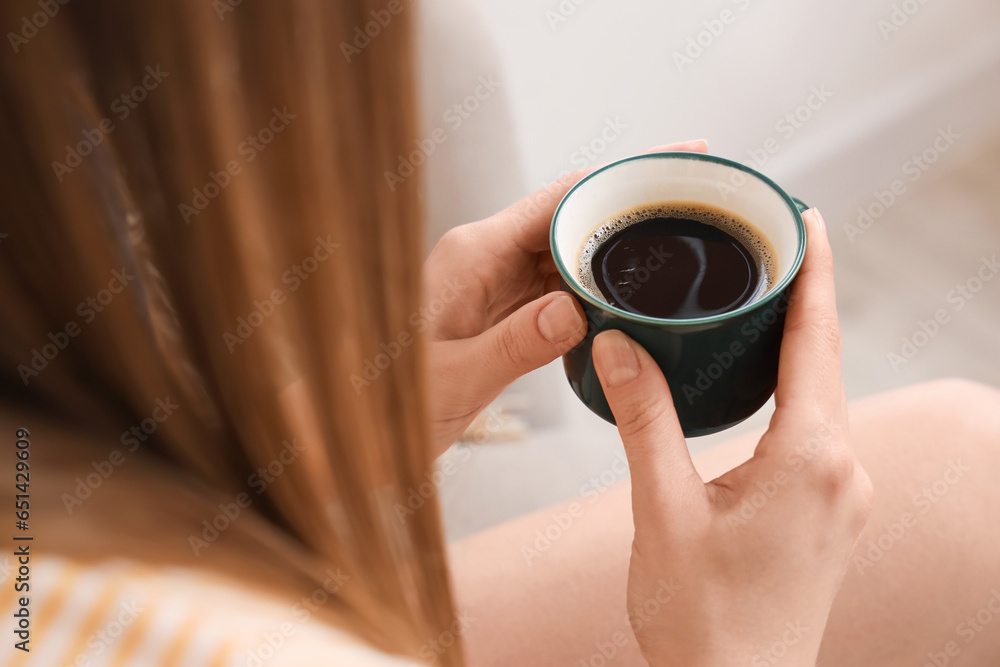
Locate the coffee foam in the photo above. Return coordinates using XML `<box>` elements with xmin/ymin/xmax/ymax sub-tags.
<box><xmin>576</xmin><ymin>201</ymin><xmax>778</xmax><ymax>307</ymax></box>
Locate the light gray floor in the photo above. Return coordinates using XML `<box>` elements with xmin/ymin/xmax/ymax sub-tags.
<box><xmin>439</xmin><ymin>139</ymin><xmax>1000</xmax><ymax>542</ymax></box>
<box><xmin>834</xmin><ymin>136</ymin><xmax>1000</xmax><ymax>397</ymax></box>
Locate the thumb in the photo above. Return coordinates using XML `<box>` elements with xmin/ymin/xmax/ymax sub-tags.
<box><xmin>467</xmin><ymin>292</ymin><xmax>587</xmax><ymax>396</ymax></box>
<box><xmin>592</xmin><ymin>330</ymin><xmax>703</xmax><ymax>509</ymax></box>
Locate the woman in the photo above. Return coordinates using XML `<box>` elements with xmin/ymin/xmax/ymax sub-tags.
<box><xmin>1</xmin><ymin>1</ymin><xmax>998</xmax><ymax>665</ymax></box>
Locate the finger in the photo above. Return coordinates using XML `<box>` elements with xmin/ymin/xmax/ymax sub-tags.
<box><xmin>773</xmin><ymin>209</ymin><xmax>845</xmax><ymax>420</ymax></box>
<box><xmin>592</xmin><ymin>330</ymin><xmax>704</xmax><ymax>509</ymax></box>
<box><xmin>484</xmin><ymin>140</ymin><xmax>712</xmax><ymax>255</ymax></box>
<box><xmin>481</xmin><ymin>252</ymin><xmax>560</xmax><ymax>326</ymax></box>
<box><xmin>485</xmin><ymin>169</ymin><xmax>591</xmax><ymax>256</ymax></box>
<box><xmin>461</xmin><ymin>292</ymin><xmax>587</xmax><ymax>396</ymax></box>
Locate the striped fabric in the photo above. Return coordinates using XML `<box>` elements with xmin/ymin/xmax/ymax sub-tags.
<box><xmin>0</xmin><ymin>556</ymin><xmax>415</xmax><ymax>667</ymax></box>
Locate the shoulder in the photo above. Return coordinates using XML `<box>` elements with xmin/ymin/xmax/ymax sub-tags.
<box><xmin>17</xmin><ymin>555</ymin><xmax>418</xmax><ymax>666</ymax></box>
<box><xmin>0</xmin><ymin>413</ymin><xmax>418</xmax><ymax>666</ymax></box>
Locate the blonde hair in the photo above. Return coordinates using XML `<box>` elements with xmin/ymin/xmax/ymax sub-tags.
<box><xmin>0</xmin><ymin>0</ymin><xmax>461</xmax><ymax>662</ymax></box>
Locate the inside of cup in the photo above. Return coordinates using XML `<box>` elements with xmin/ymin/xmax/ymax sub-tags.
<box><xmin>553</xmin><ymin>154</ymin><xmax>802</xmax><ymax>307</ymax></box>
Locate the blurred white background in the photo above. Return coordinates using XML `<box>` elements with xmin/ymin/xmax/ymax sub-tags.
<box><xmin>416</xmin><ymin>0</ymin><xmax>1000</xmax><ymax>540</ymax></box>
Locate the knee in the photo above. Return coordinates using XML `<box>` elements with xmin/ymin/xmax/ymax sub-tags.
<box><xmin>853</xmin><ymin>378</ymin><xmax>1000</xmax><ymax>452</ymax></box>
<box><xmin>889</xmin><ymin>377</ymin><xmax>1000</xmax><ymax>446</ymax></box>
<box><xmin>913</xmin><ymin>377</ymin><xmax>1000</xmax><ymax>418</ymax></box>
<box><xmin>922</xmin><ymin>376</ymin><xmax>1000</xmax><ymax>396</ymax></box>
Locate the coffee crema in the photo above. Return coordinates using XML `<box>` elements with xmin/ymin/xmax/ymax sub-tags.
<box><xmin>577</xmin><ymin>202</ymin><xmax>777</xmax><ymax>320</ymax></box>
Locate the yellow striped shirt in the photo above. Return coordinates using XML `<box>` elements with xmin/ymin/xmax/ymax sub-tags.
<box><xmin>0</xmin><ymin>555</ymin><xmax>415</xmax><ymax>666</ymax></box>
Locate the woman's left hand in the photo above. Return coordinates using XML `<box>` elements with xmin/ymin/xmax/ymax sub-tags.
<box><xmin>422</xmin><ymin>140</ymin><xmax>708</xmax><ymax>454</ymax></box>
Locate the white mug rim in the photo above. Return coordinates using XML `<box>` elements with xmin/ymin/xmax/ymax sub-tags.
<box><xmin>549</xmin><ymin>151</ymin><xmax>808</xmax><ymax>326</ymax></box>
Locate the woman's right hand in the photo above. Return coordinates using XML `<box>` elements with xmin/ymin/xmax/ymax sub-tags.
<box><xmin>591</xmin><ymin>209</ymin><xmax>873</xmax><ymax>666</ymax></box>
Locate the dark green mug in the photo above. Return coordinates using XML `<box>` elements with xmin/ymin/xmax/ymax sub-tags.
<box><xmin>551</xmin><ymin>152</ymin><xmax>809</xmax><ymax>437</ymax></box>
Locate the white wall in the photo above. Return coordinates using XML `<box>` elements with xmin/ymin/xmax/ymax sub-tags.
<box><xmin>424</xmin><ymin>0</ymin><xmax>1000</xmax><ymax>539</ymax></box>
<box><xmin>463</xmin><ymin>0</ymin><xmax>1000</xmax><ymax>225</ymax></box>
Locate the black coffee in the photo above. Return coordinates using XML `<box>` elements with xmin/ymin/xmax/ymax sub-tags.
<box><xmin>585</xmin><ymin>203</ymin><xmax>772</xmax><ymax>319</ymax></box>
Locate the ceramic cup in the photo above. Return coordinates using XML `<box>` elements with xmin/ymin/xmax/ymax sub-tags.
<box><xmin>551</xmin><ymin>152</ymin><xmax>809</xmax><ymax>437</ymax></box>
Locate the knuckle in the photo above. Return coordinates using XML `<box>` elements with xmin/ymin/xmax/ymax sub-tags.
<box><xmin>806</xmin><ymin>442</ymin><xmax>856</xmax><ymax>493</ymax></box>
<box><xmin>492</xmin><ymin>319</ymin><xmax>527</xmax><ymax>369</ymax></box>
<box><xmin>615</xmin><ymin>395</ymin><xmax>667</xmax><ymax>441</ymax></box>
<box><xmin>439</xmin><ymin>225</ymin><xmax>476</xmax><ymax>254</ymax></box>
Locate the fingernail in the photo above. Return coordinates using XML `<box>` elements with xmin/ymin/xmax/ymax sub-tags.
<box><xmin>594</xmin><ymin>330</ymin><xmax>640</xmax><ymax>387</ymax></box>
<box><xmin>808</xmin><ymin>208</ymin><xmax>827</xmax><ymax>237</ymax></box>
<box><xmin>538</xmin><ymin>295</ymin><xmax>585</xmax><ymax>344</ymax></box>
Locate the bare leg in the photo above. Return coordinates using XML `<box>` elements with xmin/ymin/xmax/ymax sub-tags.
<box><xmin>449</xmin><ymin>379</ymin><xmax>1000</xmax><ymax>666</ymax></box>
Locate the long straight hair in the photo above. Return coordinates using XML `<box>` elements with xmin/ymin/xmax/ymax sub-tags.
<box><xmin>0</xmin><ymin>0</ymin><xmax>461</xmax><ymax>662</ymax></box>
